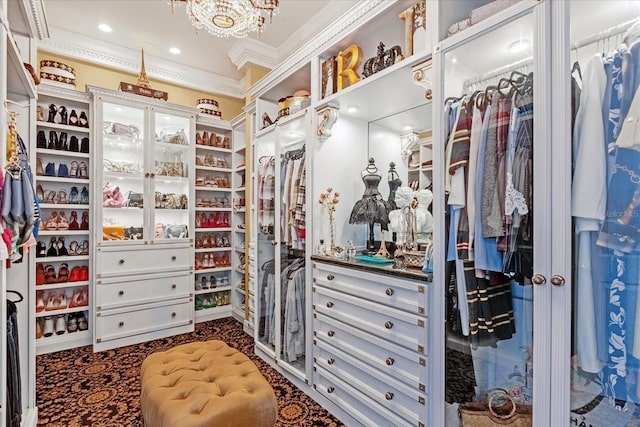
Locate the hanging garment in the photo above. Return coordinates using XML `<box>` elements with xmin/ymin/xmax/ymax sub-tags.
<box><xmin>6</xmin><ymin>299</ymin><xmax>22</xmax><ymax>427</ymax></box>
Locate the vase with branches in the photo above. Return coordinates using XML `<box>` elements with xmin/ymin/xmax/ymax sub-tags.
<box><xmin>319</xmin><ymin>187</ymin><xmax>340</xmax><ymax>252</ymax></box>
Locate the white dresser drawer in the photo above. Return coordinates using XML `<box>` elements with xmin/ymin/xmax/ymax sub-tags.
<box><xmin>313</xmin><ymin>286</ymin><xmax>427</xmax><ymax>353</ymax></box>
<box><xmin>313</xmin><ymin>263</ymin><xmax>429</xmax><ymax>316</ymax></box>
<box><xmin>96</xmin><ymin>246</ymin><xmax>192</xmax><ymax>277</ymax></box>
<box><xmin>314</xmin><ymin>312</ymin><xmax>427</xmax><ymax>390</ymax></box>
<box><xmin>315</xmin><ymin>341</ymin><xmax>426</xmax><ymax>426</ymax></box>
<box><xmin>96</xmin><ymin>271</ymin><xmax>192</xmax><ymax>310</ymax></box>
<box><xmin>95</xmin><ymin>298</ymin><xmax>192</xmax><ymax>344</ymax></box>
<box><xmin>314</xmin><ymin>366</ymin><xmax>419</xmax><ymax>427</ymax></box>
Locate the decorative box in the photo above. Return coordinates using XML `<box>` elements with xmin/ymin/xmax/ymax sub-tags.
<box><xmin>39</xmin><ymin>59</ymin><xmax>76</xmax><ymax>89</ymax></box>
<box><xmin>196</xmin><ymin>98</ymin><xmax>222</xmax><ymax>118</ymax></box>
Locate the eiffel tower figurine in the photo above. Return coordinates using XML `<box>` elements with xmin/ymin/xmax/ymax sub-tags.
<box><xmin>137</xmin><ymin>48</ymin><xmax>151</xmax><ymax>89</ymax></box>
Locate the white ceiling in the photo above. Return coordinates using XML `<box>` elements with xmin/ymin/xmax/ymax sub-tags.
<box><xmin>40</xmin><ymin>0</ymin><xmax>355</xmax><ymax>96</ymax></box>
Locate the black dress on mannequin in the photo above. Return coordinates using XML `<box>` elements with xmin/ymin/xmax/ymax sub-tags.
<box><xmin>387</xmin><ymin>161</ymin><xmax>402</xmax><ymax>210</ymax></box>
<box><xmin>349</xmin><ymin>157</ymin><xmax>393</xmax><ymax>250</ymax></box>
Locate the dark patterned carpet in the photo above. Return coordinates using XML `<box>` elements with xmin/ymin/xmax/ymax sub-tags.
<box><xmin>36</xmin><ymin>318</ymin><xmax>344</xmax><ymax>427</ymax></box>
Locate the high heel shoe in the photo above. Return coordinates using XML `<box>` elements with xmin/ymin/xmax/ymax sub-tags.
<box><xmin>69</xmin><ymin>186</ymin><xmax>79</xmax><ymax>204</ymax></box>
<box><xmin>78</xmin><ymin>162</ymin><xmax>88</xmax><ymax>179</ymax></box>
<box><xmin>80</xmin><ymin>137</ymin><xmax>89</xmax><ymax>153</ymax></box>
<box><xmin>57</xmin><ymin>212</ymin><xmax>69</xmax><ymax>230</ymax></box>
<box><xmin>47</xmin><ymin>104</ymin><xmax>57</xmax><ymax>123</ymax></box>
<box><xmin>45</xmin><ymin>213</ymin><xmax>59</xmax><ymax>231</ymax></box>
<box><xmin>58</xmin><ymin>106</ymin><xmax>68</xmax><ymax>125</ymax></box>
<box><xmin>45</xmin><ymin>190</ymin><xmax>56</xmax><ymax>204</ymax></box>
<box><xmin>46</xmin><ymin>237</ymin><xmax>58</xmax><ymax>256</ymax></box>
<box><xmin>44</xmin><ymin>162</ymin><xmax>55</xmax><ymax>176</ymax></box>
<box><xmin>69</xmin><ymin>135</ymin><xmax>79</xmax><ymax>152</ymax></box>
<box><xmin>36</xmin><ymin>264</ymin><xmax>45</xmax><ymax>285</ymax></box>
<box><xmin>80</xmin><ymin>240</ymin><xmax>89</xmax><ymax>255</ymax></box>
<box><xmin>37</xmin><ymin>130</ymin><xmax>46</xmax><ymax>148</ymax></box>
<box><xmin>36</xmin><ymin>105</ymin><xmax>45</xmax><ymax>122</ymax></box>
<box><xmin>80</xmin><ymin>211</ymin><xmax>89</xmax><ymax>230</ymax></box>
<box><xmin>196</xmin><ymin>132</ymin><xmax>203</xmax><ymax>145</ymax></box>
<box><xmin>57</xmin><ymin>163</ymin><xmax>69</xmax><ymax>178</ymax></box>
<box><xmin>79</xmin><ymin>111</ymin><xmax>89</xmax><ymax>128</ymax></box>
<box><xmin>67</xmin><ymin>313</ymin><xmax>78</xmax><ymax>333</ymax></box>
<box><xmin>44</xmin><ymin>265</ymin><xmax>57</xmax><ymax>284</ymax></box>
<box><xmin>57</xmin><ymin>189</ymin><xmax>68</xmax><ymax>204</ymax></box>
<box><xmin>57</xmin><ymin>238</ymin><xmax>69</xmax><ymax>257</ymax></box>
<box><xmin>36</xmin><ymin>292</ymin><xmax>45</xmax><ymax>313</ymax></box>
<box><xmin>58</xmin><ymin>132</ymin><xmax>68</xmax><ymax>151</ymax></box>
<box><xmin>69</xmin><ymin>109</ymin><xmax>78</xmax><ymax>126</ymax></box>
<box><xmin>36</xmin><ymin>241</ymin><xmax>47</xmax><ymax>258</ymax></box>
<box><xmin>36</xmin><ymin>185</ymin><xmax>44</xmax><ymax>203</ymax></box>
<box><xmin>68</xmin><ymin>240</ymin><xmax>79</xmax><ymax>256</ymax></box>
<box><xmin>48</xmin><ymin>131</ymin><xmax>57</xmax><ymax>150</ymax></box>
<box><xmin>69</xmin><ymin>161</ymin><xmax>78</xmax><ymax>178</ymax></box>
<box><xmin>69</xmin><ymin>211</ymin><xmax>79</xmax><ymax>230</ymax></box>
<box><xmin>36</xmin><ymin>158</ymin><xmax>43</xmax><ymax>175</ymax></box>
<box><xmin>80</xmin><ymin>187</ymin><xmax>89</xmax><ymax>204</ymax></box>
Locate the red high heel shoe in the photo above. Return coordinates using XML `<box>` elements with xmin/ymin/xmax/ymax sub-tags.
<box><xmin>79</xmin><ymin>266</ymin><xmax>89</xmax><ymax>281</ymax></box>
<box><xmin>80</xmin><ymin>211</ymin><xmax>89</xmax><ymax>230</ymax></box>
<box><xmin>69</xmin><ymin>266</ymin><xmax>82</xmax><ymax>282</ymax></box>
<box><xmin>69</xmin><ymin>211</ymin><xmax>79</xmax><ymax>230</ymax></box>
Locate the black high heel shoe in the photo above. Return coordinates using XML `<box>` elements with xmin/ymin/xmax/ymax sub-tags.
<box><xmin>80</xmin><ymin>137</ymin><xmax>89</xmax><ymax>153</ymax></box>
<box><xmin>80</xmin><ymin>186</ymin><xmax>89</xmax><ymax>204</ymax></box>
<box><xmin>57</xmin><ymin>237</ymin><xmax>69</xmax><ymax>257</ymax></box>
<box><xmin>47</xmin><ymin>237</ymin><xmax>58</xmax><ymax>257</ymax></box>
<box><xmin>47</xmin><ymin>104</ymin><xmax>57</xmax><ymax>123</ymax></box>
<box><xmin>37</xmin><ymin>130</ymin><xmax>46</xmax><ymax>149</ymax></box>
<box><xmin>79</xmin><ymin>111</ymin><xmax>89</xmax><ymax>128</ymax></box>
<box><xmin>58</xmin><ymin>106</ymin><xmax>68</xmax><ymax>125</ymax></box>
<box><xmin>69</xmin><ymin>109</ymin><xmax>78</xmax><ymax>126</ymax></box>
<box><xmin>69</xmin><ymin>186</ymin><xmax>79</xmax><ymax>204</ymax></box>
<box><xmin>36</xmin><ymin>241</ymin><xmax>47</xmax><ymax>258</ymax></box>
<box><xmin>69</xmin><ymin>135</ymin><xmax>79</xmax><ymax>152</ymax></box>
<box><xmin>47</xmin><ymin>131</ymin><xmax>58</xmax><ymax>150</ymax></box>
<box><xmin>59</xmin><ymin>132</ymin><xmax>68</xmax><ymax>151</ymax></box>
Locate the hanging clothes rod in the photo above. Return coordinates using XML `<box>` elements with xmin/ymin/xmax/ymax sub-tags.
<box><xmin>571</xmin><ymin>18</ymin><xmax>640</xmax><ymax>50</ymax></box>
<box><xmin>463</xmin><ymin>56</ymin><xmax>533</xmax><ymax>92</ymax></box>
<box><xmin>4</xmin><ymin>99</ymin><xmax>29</xmax><ymax>109</ymax></box>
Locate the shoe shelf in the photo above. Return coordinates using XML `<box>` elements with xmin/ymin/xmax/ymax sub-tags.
<box><xmin>34</xmin><ymin>80</ymin><xmax>93</xmax><ymax>354</ymax></box>
<box><xmin>36</xmin><ymin>120</ymin><xmax>91</xmax><ymax>134</ymax></box>
<box><xmin>36</xmin><ymin>148</ymin><xmax>90</xmax><ymax>159</ymax></box>
<box><xmin>195</xmin><ymin>207</ymin><xmax>232</xmax><ymax>212</ymax></box>
<box><xmin>195</xmin><ymin>145</ymin><xmax>232</xmax><ymax>154</ymax></box>
<box><xmin>103</xmin><ymin>171</ymin><xmax>144</xmax><ymax>180</ymax></box>
<box><xmin>195</xmin><ymin>227</ymin><xmax>232</xmax><ymax>232</ymax></box>
<box><xmin>37</xmin><ymin>280</ymin><xmax>90</xmax><ymax>290</ymax></box>
<box><xmin>195</xmin><ymin>165</ymin><xmax>232</xmax><ymax>173</ymax></box>
<box><xmin>194</xmin><ymin>186</ymin><xmax>232</xmax><ymax>193</ymax></box>
<box><xmin>195</xmin><ymin>247</ymin><xmax>230</xmax><ymax>253</ymax></box>
<box><xmin>194</xmin><ymin>266</ymin><xmax>231</xmax><ymax>274</ymax></box>
<box><xmin>195</xmin><ymin>285</ymin><xmax>232</xmax><ymax>295</ymax></box>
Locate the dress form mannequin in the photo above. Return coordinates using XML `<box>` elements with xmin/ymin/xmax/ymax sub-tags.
<box><xmin>387</xmin><ymin>162</ymin><xmax>402</xmax><ymax>243</ymax></box>
<box><xmin>349</xmin><ymin>157</ymin><xmax>393</xmax><ymax>251</ymax></box>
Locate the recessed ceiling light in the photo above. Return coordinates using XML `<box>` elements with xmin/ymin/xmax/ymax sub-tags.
<box><xmin>347</xmin><ymin>106</ymin><xmax>358</xmax><ymax>113</ymax></box>
<box><xmin>451</xmin><ymin>56</ymin><xmax>458</xmax><ymax>64</ymax></box>
<box><xmin>165</xmin><ymin>116</ymin><xmax>172</xmax><ymax>121</ymax></box>
<box><xmin>289</xmin><ymin>132</ymin><xmax>300</xmax><ymax>138</ymax></box>
<box><xmin>98</xmin><ymin>23</ymin><xmax>112</xmax><ymax>33</ymax></box>
<box><xmin>114</xmin><ymin>107</ymin><xmax>122</xmax><ymax>112</ymax></box>
<box><xmin>403</xmin><ymin>124</ymin><xmax>413</xmax><ymax>131</ymax></box>
<box><xmin>169</xmin><ymin>47</ymin><xmax>181</xmax><ymax>55</ymax></box>
<box><xmin>509</xmin><ymin>39</ymin><xmax>531</xmax><ymax>53</ymax></box>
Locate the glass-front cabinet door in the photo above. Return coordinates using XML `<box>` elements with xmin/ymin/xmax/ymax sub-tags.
<box><xmin>99</xmin><ymin>101</ymin><xmax>146</xmax><ymax>243</ymax></box>
<box><xmin>434</xmin><ymin>1</ymin><xmax>551</xmax><ymax>425</ymax></box>
<box><xmin>150</xmin><ymin>109</ymin><xmax>192</xmax><ymax>243</ymax></box>
<box><xmin>564</xmin><ymin>2</ymin><xmax>640</xmax><ymax>425</ymax></box>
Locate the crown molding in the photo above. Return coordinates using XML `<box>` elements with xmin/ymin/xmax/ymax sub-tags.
<box><xmin>228</xmin><ymin>38</ymin><xmax>279</xmax><ymax>71</ymax></box>
<box><xmin>87</xmin><ymin>85</ymin><xmax>200</xmax><ymax>116</ymax></box>
<box><xmin>27</xmin><ymin>0</ymin><xmax>49</xmax><ymax>39</ymax></box>
<box><xmin>248</xmin><ymin>0</ymin><xmax>392</xmax><ymax>97</ymax></box>
<box><xmin>39</xmin><ymin>27</ymin><xmax>245</xmax><ymax>99</ymax></box>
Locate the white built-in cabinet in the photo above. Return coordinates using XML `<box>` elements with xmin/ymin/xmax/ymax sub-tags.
<box><xmin>231</xmin><ymin>114</ymin><xmax>247</xmax><ymax>323</ymax></box>
<box><xmin>88</xmin><ymin>86</ymin><xmax>196</xmax><ymax>352</ymax></box>
<box><xmin>1</xmin><ymin>1</ymin><xmax>47</xmax><ymax>425</ymax></box>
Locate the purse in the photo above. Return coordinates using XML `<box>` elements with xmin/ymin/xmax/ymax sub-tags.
<box><xmin>157</xmin><ymin>127</ymin><xmax>188</xmax><ymax>145</ymax></box>
<box><xmin>124</xmin><ymin>226</ymin><xmax>143</xmax><ymax>240</ymax></box>
<box><xmin>166</xmin><ymin>224</ymin><xmax>188</xmax><ymax>238</ymax></box>
<box><xmin>103</xmin><ymin>225</ymin><xmax>125</xmax><ymax>241</ymax></box>
<box><xmin>124</xmin><ymin>191</ymin><xmax>143</xmax><ymax>208</ymax></box>
<box><xmin>459</xmin><ymin>389</ymin><xmax>532</xmax><ymax>427</ymax></box>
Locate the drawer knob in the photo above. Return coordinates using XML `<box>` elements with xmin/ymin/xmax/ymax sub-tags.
<box><xmin>385</xmin><ymin>288</ymin><xmax>394</xmax><ymax>296</ymax></box>
<box><xmin>384</xmin><ymin>321</ymin><xmax>394</xmax><ymax>330</ymax></box>
<box><xmin>118</xmin><ymin>321</ymin><xmax>124</xmax><ymax>327</ymax></box>
<box><xmin>172</xmin><ymin>284</ymin><xmax>177</xmax><ymax>289</ymax></box>
<box><xmin>386</xmin><ymin>357</ymin><xmax>395</xmax><ymax>366</ymax></box>
<box><xmin>327</xmin><ymin>387</ymin><xmax>334</xmax><ymax>394</ymax></box>
<box><xmin>326</xmin><ymin>274</ymin><xmax>334</xmax><ymax>280</ymax></box>
<box><xmin>171</xmin><ymin>312</ymin><xmax>176</xmax><ymax>318</ymax></box>
<box><xmin>385</xmin><ymin>392</ymin><xmax>394</xmax><ymax>401</ymax></box>
<box><xmin>118</xmin><ymin>259</ymin><xmax>125</xmax><ymax>265</ymax></box>
<box><xmin>118</xmin><ymin>290</ymin><xmax>124</xmax><ymax>296</ymax></box>
<box><xmin>327</xmin><ymin>358</ymin><xmax>335</xmax><ymax>365</ymax></box>
<box><xmin>326</xmin><ymin>301</ymin><xmax>334</xmax><ymax>308</ymax></box>
<box><xmin>171</xmin><ymin>256</ymin><xmax>177</xmax><ymax>261</ymax></box>
<box><xmin>327</xmin><ymin>330</ymin><xmax>335</xmax><ymax>337</ymax></box>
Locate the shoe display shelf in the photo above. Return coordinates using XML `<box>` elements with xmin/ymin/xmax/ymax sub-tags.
<box><xmin>34</xmin><ymin>84</ymin><xmax>93</xmax><ymax>355</ymax></box>
<box><xmin>406</xmin><ymin>130</ymin><xmax>433</xmax><ymax>191</ymax></box>
<box><xmin>231</xmin><ymin>114</ymin><xmax>247</xmax><ymax>323</ymax></box>
<box><xmin>193</xmin><ymin>114</ymin><xmax>234</xmax><ymax>322</ymax></box>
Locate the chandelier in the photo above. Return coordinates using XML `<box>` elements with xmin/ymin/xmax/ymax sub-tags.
<box><xmin>169</xmin><ymin>0</ymin><xmax>279</xmax><ymax>38</ymax></box>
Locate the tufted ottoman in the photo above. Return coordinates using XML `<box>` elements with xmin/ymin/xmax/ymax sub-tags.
<box><xmin>140</xmin><ymin>340</ymin><xmax>277</xmax><ymax>427</ymax></box>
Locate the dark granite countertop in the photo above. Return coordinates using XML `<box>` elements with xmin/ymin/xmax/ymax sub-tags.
<box><xmin>311</xmin><ymin>254</ymin><xmax>432</xmax><ymax>283</ymax></box>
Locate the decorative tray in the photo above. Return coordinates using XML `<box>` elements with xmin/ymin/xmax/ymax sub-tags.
<box><xmin>355</xmin><ymin>255</ymin><xmax>394</xmax><ymax>264</ymax></box>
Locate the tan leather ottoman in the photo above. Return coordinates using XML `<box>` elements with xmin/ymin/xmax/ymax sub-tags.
<box><xmin>140</xmin><ymin>340</ymin><xmax>277</xmax><ymax>427</ymax></box>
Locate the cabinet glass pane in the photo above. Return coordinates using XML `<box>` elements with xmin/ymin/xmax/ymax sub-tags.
<box><xmin>152</xmin><ymin>112</ymin><xmax>191</xmax><ymax>241</ymax></box>
<box><xmin>256</xmin><ymin>135</ymin><xmax>276</xmax><ymax>351</ymax></box>
<box><xmin>570</xmin><ymin>2</ymin><xmax>640</xmax><ymax>423</ymax></box>
<box><xmin>442</xmin><ymin>13</ymin><xmax>534</xmax><ymax>425</ymax></box>
<box><xmin>101</xmin><ymin>102</ymin><xmax>145</xmax><ymax>241</ymax></box>
<box><xmin>278</xmin><ymin>118</ymin><xmax>306</xmax><ymax>372</ymax></box>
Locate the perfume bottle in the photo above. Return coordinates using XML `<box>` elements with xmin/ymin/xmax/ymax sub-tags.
<box><xmin>317</xmin><ymin>239</ymin><xmax>326</xmax><ymax>255</ymax></box>
<box><xmin>346</xmin><ymin>240</ymin><xmax>356</xmax><ymax>260</ymax></box>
